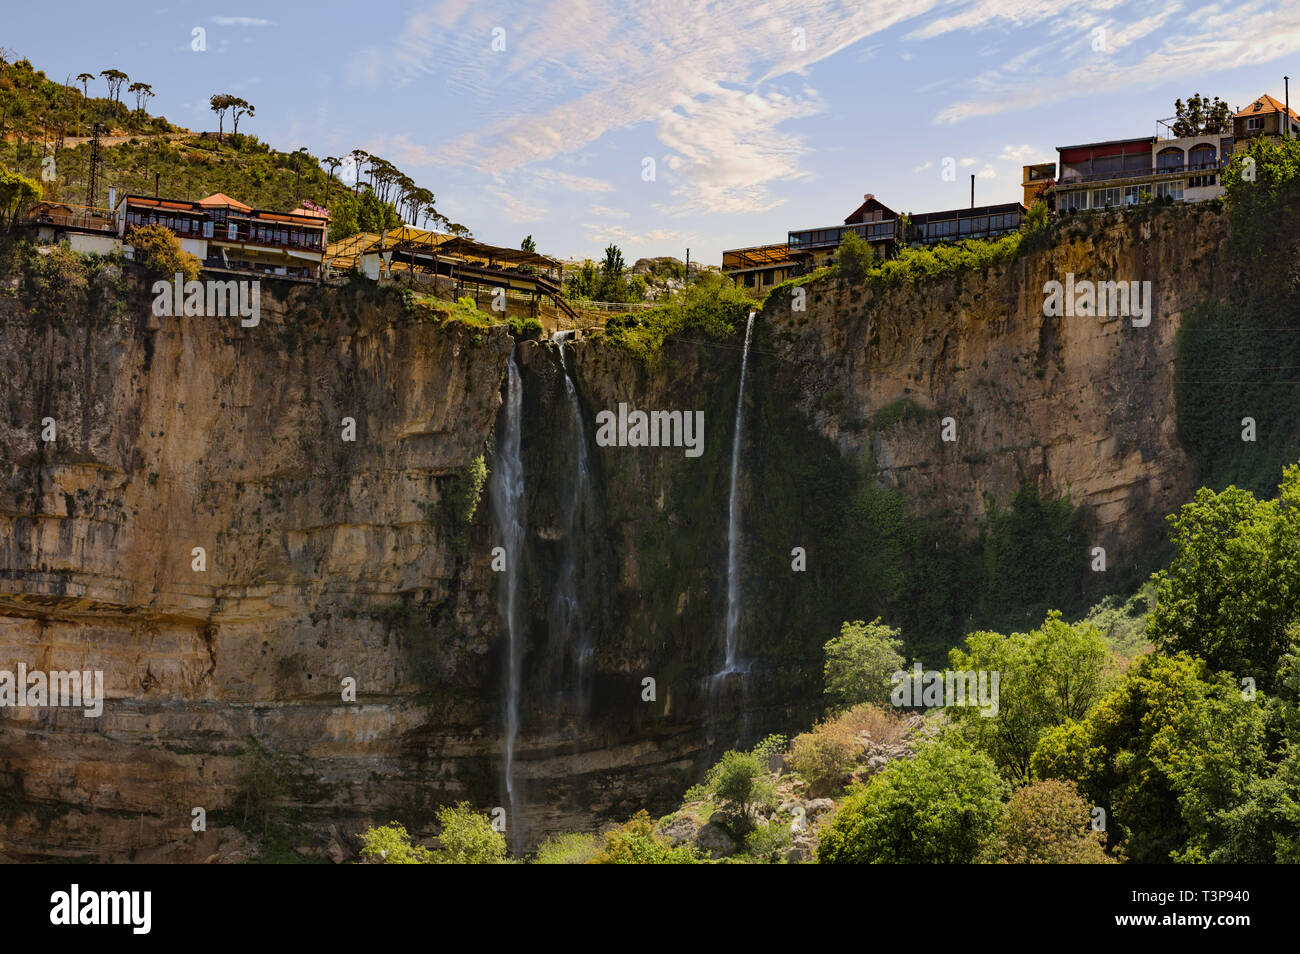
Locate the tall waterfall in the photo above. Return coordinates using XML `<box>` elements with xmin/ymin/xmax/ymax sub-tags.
<box><xmin>721</xmin><ymin>312</ymin><xmax>756</xmax><ymax>674</ymax></box>
<box><xmin>490</xmin><ymin>348</ymin><xmax>526</xmax><ymax>853</ymax></box>
<box><xmin>552</xmin><ymin>331</ymin><xmax>594</xmax><ymax>700</ymax></box>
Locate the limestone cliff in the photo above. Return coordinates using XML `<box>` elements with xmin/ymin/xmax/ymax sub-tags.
<box><xmin>0</xmin><ymin>206</ymin><xmax>1229</xmax><ymax>860</ymax></box>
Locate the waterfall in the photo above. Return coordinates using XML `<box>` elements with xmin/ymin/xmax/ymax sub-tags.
<box><xmin>552</xmin><ymin>331</ymin><xmax>594</xmax><ymax>701</ymax></box>
<box><xmin>490</xmin><ymin>347</ymin><xmax>526</xmax><ymax>853</ymax></box>
<box><xmin>721</xmin><ymin>311</ymin><xmax>756</xmax><ymax>674</ymax></box>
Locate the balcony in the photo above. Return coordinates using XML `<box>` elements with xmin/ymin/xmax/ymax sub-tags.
<box><xmin>27</xmin><ymin>205</ymin><xmax>118</xmax><ymax>233</ymax></box>
<box><xmin>789</xmin><ymin>219</ymin><xmax>896</xmax><ymax>251</ymax></box>
<box><xmin>1057</xmin><ymin>158</ymin><xmax>1227</xmax><ymax>186</ymax></box>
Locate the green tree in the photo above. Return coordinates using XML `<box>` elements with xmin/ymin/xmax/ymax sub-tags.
<box><xmin>127</xmin><ymin>81</ymin><xmax>153</xmax><ymax>117</ymax></box>
<box><xmin>520</xmin><ymin>234</ymin><xmax>536</xmax><ymax>252</ymax></box>
<box><xmin>947</xmin><ymin>611</ymin><xmax>1113</xmax><ymax>782</ymax></box>
<box><xmin>1172</xmin><ymin>93</ymin><xmax>1231</xmax><ymax>137</ymax></box>
<box><xmin>704</xmin><ymin>750</ymin><xmax>776</xmax><ymax>828</ymax></box>
<box><xmin>99</xmin><ymin>68</ymin><xmax>127</xmax><ymax>107</ymax></box>
<box><xmin>129</xmin><ymin>222</ymin><xmax>201</xmax><ymax>281</ymax></box>
<box><xmin>823</xmin><ymin>618</ymin><xmax>904</xmax><ymax>711</ymax></box>
<box><xmin>360</xmin><ymin>822</ymin><xmax>433</xmax><ymax>864</ymax></box>
<box><xmin>1032</xmin><ymin>652</ymin><xmax>1267</xmax><ymax>863</ymax></box>
<box><xmin>601</xmin><ymin>242</ymin><xmax>624</xmax><ymax>277</ymax></box>
<box><xmin>229</xmin><ymin>96</ymin><xmax>254</xmax><ymax>140</ymax></box>
<box><xmin>0</xmin><ymin>164</ymin><xmax>41</xmax><ymax>230</ymax></box>
<box><xmin>431</xmin><ymin>802</ymin><xmax>507</xmax><ymax>864</ymax></box>
<box><xmin>209</xmin><ymin>93</ymin><xmax>235</xmax><ymax>143</ymax></box>
<box><xmin>1146</xmin><ymin>465</ymin><xmax>1300</xmax><ymax>690</ymax></box>
<box><xmin>995</xmin><ymin>779</ymin><xmax>1116</xmax><ymax>863</ymax></box>
<box><xmin>834</xmin><ymin>230</ymin><xmax>875</xmax><ymax>283</ymax></box>
<box><xmin>817</xmin><ymin>735</ymin><xmax>1008</xmax><ymax>864</ymax></box>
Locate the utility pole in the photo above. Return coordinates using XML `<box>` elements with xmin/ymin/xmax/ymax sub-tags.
<box><xmin>1287</xmin><ymin>76</ymin><xmax>1292</xmax><ymax>138</ymax></box>
<box><xmin>970</xmin><ymin>173</ymin><xmax>975</xmax><ymax>209</ymax></box>
<box><xmin>85</xmin><ymin>122</ymin><xmax>104</xmax><ymax>208</ymax></box>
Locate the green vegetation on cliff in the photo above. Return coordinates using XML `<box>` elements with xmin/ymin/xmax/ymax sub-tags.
<box><xmin>1175</xmin><ymin>136</ymin><xmax>1300</xmax><ymax>494</ymax></box>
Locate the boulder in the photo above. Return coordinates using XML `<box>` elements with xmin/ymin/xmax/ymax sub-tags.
<box><xmin>693</xmin><ymin>820</ymin><xmax>737</xmax><ymax>859</ymax></box>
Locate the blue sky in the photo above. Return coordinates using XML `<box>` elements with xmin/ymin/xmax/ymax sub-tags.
<box><xmin>10</xmin><ymin>1</ymin><xmax>1300</xmax><ymax>263</ymax></box>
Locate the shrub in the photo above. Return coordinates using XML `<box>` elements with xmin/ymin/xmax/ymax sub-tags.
<box><xmin>130</xmin><ymin>222</ymin><xmax>200</xmax><ymax>282</ymax></box>
<box><xmin>744</xmin><ymin>820</ymin><xmax>792</xmax><ymax>863</ymax></box>
<box><xmin>995</xmin><ymin>780</ymin><xmax>1116</xmax><ymax>864</ymax></box>
<box><xmin>704</xmin><ymin>750</ymin><xmax>776</xmax><ymax>826</ymax></box>
<box><xmin>431</xmin><ymin>802</ymin><xmax>507</xmax><ymax>864</ymax></box>
<box><xmin>816</xmin><ymin>735</ymin><xmax>1007</xmax><ymax>864</ymax></box>
<box><xmin>532</xmin><ymin>832</ymin><xmax>601</xmax><ymax>864</ymax></box>
<box><xmin>823</xmin><ymin>618</ymin><xmax>905</xmax><ymax>711</ymax></box>
<box><xmin>507</xmin><ymin>315</ymin><xmax>544</xmax><ymax>339</ymax></box>
<box><xmin>589</xmin><ymin>811</ymin><xmax>700</xmax><ymax>864</ymax></box>
<box><xmin>790</xmin><ymin>719</ymin><xmax>859</xmax><ymax>796</ymax></box>
<box><xmin>835</xmin><ymin>703</ymin><xmax>907</xmax><ymax>746</ymax></box>
<box><xmin>359</xmin><ymin>822</ymin><xmax>433</xmax><ymax>864</ymax></box>
<box><xmin>750</xmin><ymin>734</ymin><xmax>788</xmax><ymax>773</ymax></box>
<box><xmin>834</xmin><ymin>230</ymin><xmax>875</xmax><ymax>284</ymax></box>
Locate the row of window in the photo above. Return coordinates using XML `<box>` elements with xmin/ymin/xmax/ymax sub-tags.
<box><xmin>1062</xmin><ymin>180</ymin><xmax>1191</xmax><ymax>210</ymax></box>
<box><xmin>126</xmin><ymin>209</ymin><xmax>323</xmax><ymax>247</ymax></box>
<box><xmin>921</xmin><ymin>212</ymin><xmax>1021</xmax><ymax>238</ymax></box>
<box><xmin>789</xmin><ymin>220</ymin><xmax>895</xmax><ymax>247</ymax></box>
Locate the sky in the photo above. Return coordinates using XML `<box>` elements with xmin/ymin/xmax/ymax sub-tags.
<box><xmin>9</xmin><ymin>0</ymin><xmax>1300</xmax><ymax>263</ymax></box>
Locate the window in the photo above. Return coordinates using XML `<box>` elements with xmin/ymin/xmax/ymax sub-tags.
<box><xmin>1247</xmin><ymin>116</ymin><xmax>1264</xmax><ymax>131</ymax></box>
<box><xmin>1060</xmin><ymin>190</ymin><xmax>1088</xmax><ymax>211</ymax></box>
<box><xmin>1124</xmin><ymin>185</ymin><xmax>1143</xmax><ymax>206</ymax></box>
<box><xmin>227</xmin><ymin>223</ymin><xmax>238</xmax><ymax>240</ymax></box>
<box><xmin>203</xmin><ymin>221</ymin><xmax>214</xmax><ymax>238</ymax></box>
<box><xmin>1155</xmin><ymin>180</ymin><xmax>1184</xmax><ymax>201</ymax></box>
<box><xmin>1188</xmin><ymin>174</ymin><xmax>1217</xmax><ymax>189</ymax></box>
<box><xmin>1188</xmin><ymin>144</ymin><xmax>1216</xmax><ymax>171</ymax></box>
<box><xmin>743</xmin><ymin>272</ymin><xmax>755</xmax><ymax>287</ymax></box>
<box><xmin>1156</xmin><ymin>147</ymin><xmax>1184</xmax><ymax>173</ymax></box>
<box><xmin>1091</xmin><ymin>188</ymin><xmax>1121</xmax><ymax>208</ymax></box>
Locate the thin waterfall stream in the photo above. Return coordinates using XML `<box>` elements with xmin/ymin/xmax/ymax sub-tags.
<box><xmin>490</xmin><ymin>347</ymin><xmax>526</xmax><ymax>853</ymax></box>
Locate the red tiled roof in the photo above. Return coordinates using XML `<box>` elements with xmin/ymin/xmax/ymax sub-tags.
<box><xmin>1235</xmin><ymin>93</ymin><xmax>1300</xmax><ymax>121</ymax></box>
<box><xmin>197</xmin><ymin>192</ymin><xmax>253</xmax><ymax>213</ymax></box>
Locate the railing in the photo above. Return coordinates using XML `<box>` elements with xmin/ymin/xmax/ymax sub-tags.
<box><xmin>1057</xmin><ymin>159</ymin><xmax>1227</xmax><ymax>186</ymax></box>
<box><xmin>28</xmin><ymin>206</ymin><xmax>118</xmax><ymax>233</ymax></box>
<box><xmin>570</xmin><ymin>299</ymin><xmax>657</xmax><ymax>312</ymax></box>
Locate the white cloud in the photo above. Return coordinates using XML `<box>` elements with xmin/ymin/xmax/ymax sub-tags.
<box><xmin>998</xmin><ymin>144</ymin><xmax>1044</xmax><ymax>163</ymax></box>
<box><xmin>486</xmin><ymin>187</ymin><xmax>544</xmax><ymax>223</ymax></box>
<box><xmin>582</xmin><ymin>223</ymin><xmax>685</xmax><ymax>246</ymax></box>
<box><xmin>936</xmin><ymin>0</ymin><xmax>1300</xmax><ymax>123</ymax></box>
<box><xmin>590</xmin><ymin>205</ymin><xmax>631</xmax><ymax>218</ymax></box>
<box><xmin>349</xmin><ymin>0</ymin><xmax>943</xmax><ymax>213</ymax></box>
<box><xmin>530</xmin><ymin>169</ymin><xmax>614</xmax><ymax>193</ymax></box>
<box><xmin>210</xmin><ymin>16</ymin><xmax>274</xmax><ymax>27</ymax></box>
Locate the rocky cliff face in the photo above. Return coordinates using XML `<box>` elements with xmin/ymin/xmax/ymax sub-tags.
<box><xmin>0</xmin><ymin>207</ymin><xmax>1229</xmax><ymax>860</ymax></box>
